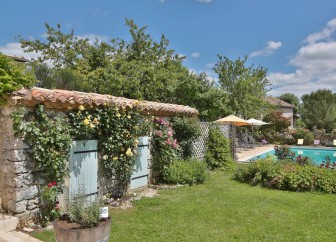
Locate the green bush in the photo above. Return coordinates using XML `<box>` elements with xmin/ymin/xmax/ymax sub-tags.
<box><xmin>204</xmin><ymin>126</ymin><xmax>234</xmax><ymax>170</ymax></box>
<box><xmin>163</xmin><ymin>158</ymin><xmax>209</xmax><ymax>185</ymax></box>
<box><xmin>292</xmin><ymin>127</ymin><xmax>314</xmax><ymax>145</ymax></box>
<box><xmin>63</xmin><ymin>189</ymin><xmax>101</xmax><ymax>228</ymax></box>
<box><xmin>234</xmin><ymin>158</ymin><xmax>336</xmax><ymax>193</ymax></box>
<box><xmin>170</xmin><ymin>116</ymin><xmax>201</xmax><ymax>158</ymax></box>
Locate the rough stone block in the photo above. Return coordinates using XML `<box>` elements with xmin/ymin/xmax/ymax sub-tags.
<box><xmin>8</xmin><ymin>200</ymin><xmax>27</xmax><ymax>213</ymax></box>
<box><xmin>9</xmin><ymin>160</ymin><xmax>33</xmax><ymax>174</ymax></box>
<box><xmin>3</xmin><ymin>137</ymin><xmax>29</xmax><ymax>150</ymax></box>
<box><xmin>14</xmin><ymin>185</ymin><xmax>38</xmax><ymax>202</ymax></box>
<box><xmin>3</xmin><ymin>150</ymin><xmax>27</xmax><ymax>162</ymax></box>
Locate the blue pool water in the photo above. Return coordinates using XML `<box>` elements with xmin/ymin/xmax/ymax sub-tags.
<box><xmin>249</xmin><ymin>147</ymin><xmax>336</xmax><ymax>164</ymax></box>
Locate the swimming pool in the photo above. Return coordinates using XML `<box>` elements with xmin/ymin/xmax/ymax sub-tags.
<box><xmin>249</xmin><ymin>147</ymin><xmax>336</xmax><ymax>164</ymax></box>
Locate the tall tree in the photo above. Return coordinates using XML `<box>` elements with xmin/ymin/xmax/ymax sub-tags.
<box><xmin>174</xmin><ymin>72</ymin><xmax>230</xmax><ymax>121</ymax></box>
<box><xmin>301</xmin><ymin>89</ymin><xmax>336</xmax><ymax>132</ymax></box>
<box><xmin>213</xmin><ymin>55</ymin><xmax>271</xmax><ymax>119</ymax></box>
<box><xmin>21</xmin><ymin>20</ymin><xmax>189</xmax><ymax>103</ymax></box>
<box><xmin>0</xmin><ymin>53</ymin><xmax>36</xmax><ymax>105</ymax></box>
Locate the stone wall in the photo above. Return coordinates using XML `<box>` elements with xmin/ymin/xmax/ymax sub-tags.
<box><xmin>0</xmin><ymin>107</ymin><xmax>40</xmax><ymax>220</ymax></box>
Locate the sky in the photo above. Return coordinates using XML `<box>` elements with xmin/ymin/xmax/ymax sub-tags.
<box><xmin>1</xmin><ymin>0</ymin><xmax>336</xmax><ymax>98</ymax></box>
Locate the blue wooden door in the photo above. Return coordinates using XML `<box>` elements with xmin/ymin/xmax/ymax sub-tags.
<box><xmin>130</xmin><ymin>136</ymin><xmax>149</xmax><ymax>189</ymax></box>
<box><xmin>69</xmin><ymin>140</ymin><xmax>98</xmax><ymax>202</ymax></box>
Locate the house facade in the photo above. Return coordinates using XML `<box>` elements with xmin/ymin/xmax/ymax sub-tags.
<box><xmin>263</xmin><ymin>96</ymin><xmax>295</xmax><ymax>128</ymax></box>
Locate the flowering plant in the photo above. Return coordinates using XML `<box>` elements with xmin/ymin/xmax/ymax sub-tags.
<box><xmin>152</xmin><ymin>117</ymin><xmax>179</xmax><ymax>180</ymax></box>
<box><xmin>41</xmin><ymin>181</ymin><xmax>61</xmax><ymax>225</ymax></box>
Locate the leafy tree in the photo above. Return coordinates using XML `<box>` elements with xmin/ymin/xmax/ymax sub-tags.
<box><xmin>301</xmin><ymin>89</ymin><xmax>336</xmax><ymax>132</ymax></box>
<box><xmin>174</xmin><ymin>72</ymin><xmax>230</xmax><ymax>121</ymax></box>
<box><xmin>213</xmin><ymin>55</ymin><xmax>271</xmax><ymax>118</ymax></box>
<box><xmin>0</xmin><ymin>53</ymin><xmax>36</xmax><ymax>105</ymax></box>
<box><xmin>21</xmin><ymin>20</ymin><xmax>235</xmax><ymax>121</ymax></box>
<box><xmin>278</xmin><ymin>93</ymin><xmax>301</xmax><ymax>118</ymax></box>
<box><xmin>263</xmin><ymin>110</ymin><xmax>291</xmax><ymax>132</ymax></box>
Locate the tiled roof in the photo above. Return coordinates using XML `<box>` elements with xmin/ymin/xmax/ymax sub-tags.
<box><xmin>10</xmin><ymin>88</ymin><xmax>198</xmax><ymax>117</ymax></box>
<box><xmin>263</xmin><ymin>96</ymin><xmax>295</xmax><ymax>108</ymax></box>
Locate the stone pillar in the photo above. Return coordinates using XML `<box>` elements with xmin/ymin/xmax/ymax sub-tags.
<box><xmin>0</xmin><ymin>107</ymin><xmax>40</xmax><ymax>220</ymax></box>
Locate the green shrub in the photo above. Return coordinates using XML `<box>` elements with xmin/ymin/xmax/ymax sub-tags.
<box><xmin>170</xmin><ymin>116</ymin><xmax>201</xmax><ymax>158</ymax></box>
<box><xmin>292</xmin><ymin>128</ymin><xmax>314</xmax><ymax>145</ymax></box>
<box><xmin>163</xmin><ymin>158</ymin><xmax>208</xmax><ymax>185</ymax></box>
<box><xmin>234</xmin><ymin>158</ymin><xmax>336</xmax><ymax>193</ymax></box>
<box><xmin>63</xmin><ymin>189</ymin><xmax>101</xmax><ymax>228</ymax></box>
<box><xmin>204</xmin><ymin>126</ymin><xmax>234</xmax><ymax>170</ymax></box>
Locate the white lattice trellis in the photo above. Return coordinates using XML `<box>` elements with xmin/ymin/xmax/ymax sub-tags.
<box><xmin>191</xmin><ymin>122</ymin><xmax>230</xmax><ymax>159</ymax></box>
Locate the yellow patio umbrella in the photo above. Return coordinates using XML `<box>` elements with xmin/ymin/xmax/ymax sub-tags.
<box><xmin>214</xmin><ymin>115</ymin><xmax>250</xmax><ymax>126</ymax></box>
<box><xmin>214</xmin><ymin>115</ymin><xmax>250</xmax><ymax>160</ymax></box>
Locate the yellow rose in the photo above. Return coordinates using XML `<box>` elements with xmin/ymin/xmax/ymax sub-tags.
<box><xmin>116</xmin><ymin>113</ymin><xmax>121</xmax><ymax>118</ymax></box>
<box><xmin>83</xmin><ymin>119</ymin><xmax>90</xmax><ymax>125</ymax></box>
<box><xmin>78</xmin><ymin>105</ymin><xmax>85</xmax><ymax>111</ymax></box>
<box><xmin>126</xmin><ymin>148</ymin><xmax>133</xmax><ymax>157</ymax></box>
<box><xmin>113</xmin><ymin>157</ymin><xmax>118</xmax><ymax>161</ymax></box>
<box><xmin>89</xmin><ymin>123</ymin><xmax>95</xmax><ymax>129</ymax></box>
<box><xmin>134</xmin><ymin>100</ymin><xmax>140</xmax><ymax>106</ymax></box>
<box><xmin>92</xmin><ymin>118</ymin><xmax>99</xmax><ymax>125</ymax></box>
<box><xmin>102</xmin><ymin>155</ymin><xmax>108</xmax><ymax>160</ymax></box>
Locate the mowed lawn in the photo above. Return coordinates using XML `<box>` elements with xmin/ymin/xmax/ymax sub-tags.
<box><xmin>33</xmin><ymin>171</ymin><xmax>336</xmax><ymax>241</ymax></box>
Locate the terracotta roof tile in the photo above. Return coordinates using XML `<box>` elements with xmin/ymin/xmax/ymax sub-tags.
<box><xmin>10</xmin><ymin>88</ymin><xmax>198</xmax><ymax>117</ymax></box>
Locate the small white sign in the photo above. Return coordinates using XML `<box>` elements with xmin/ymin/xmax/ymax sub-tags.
<box><xmin>100</xmin><ymin>207</ymin><xmax>109</xmax><ymax>219</ymax></box>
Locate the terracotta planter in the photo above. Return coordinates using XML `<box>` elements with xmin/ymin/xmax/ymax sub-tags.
<box><xmin>53</xmin><ymin>218</ymin><xmax>111</xmax><ymax>242</ymax></box>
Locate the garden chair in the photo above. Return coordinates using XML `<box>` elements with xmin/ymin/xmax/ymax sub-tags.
<box><xmin>297</xmin><ymin>139</ymin><xmax>304</xmax><ymax>145</ymax></box>
<box><xmin>261</xmin><ymin>139</ymin><xmax>269</xmax><ymax>145</ymax></box>
<box><xmin>313</xmin><ymin>140</ymin><xmax>320</xmax><ymax>146</ymax></box>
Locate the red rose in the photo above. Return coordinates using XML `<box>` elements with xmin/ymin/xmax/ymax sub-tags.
<box><xmin>52</xmin><ymin>182</ymin><xmax>57</xmax><ymax>186</ymax></box>
<box><xmin>55</xmin><ymin>201</ymin><xmax>60</xmax><ymax>204</ymax></box>
<box><xmin>48</xmin><ymin>183</ymin><xmax>52</xmax><ymax>188</ymax></box>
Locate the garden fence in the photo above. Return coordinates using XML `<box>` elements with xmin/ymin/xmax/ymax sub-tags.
<box><xmin>191</xmin><ymin>122</ymin><xmax>230</xmax><ymax>160</ymax></box>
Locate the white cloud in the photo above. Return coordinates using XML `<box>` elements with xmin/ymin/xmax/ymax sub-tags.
<box><xmin>191</xmin><ymin>52</ymin><xmax>200</xmax><ymax>58</ymax></box>
<box><xmin>159</xmin><ymin>0</ymin><xmax>166</xmax><ymax>3</ymax></box>
<box><xmin>268</xmin><ymin>18</ymin><xmax>336</xmax><ymax>98</ymax></box>
<box><xmin>0</xmin><ymin>42</ymin><xmax>40</xmax><ymax>60</ymax></box>
<box><xmin>305</xmin><ymin>18</ymin><xmax>336</xmax><ymax>44</ymax></box>
<box><xmin>250</xmin><ymin>41</ymin><xmax>282</xmax><ymax>57</ymax></box>
<box><xmin>196</xmin><ymin>0</ymin><xmax>212</xmax><ymax>3</ymax></box>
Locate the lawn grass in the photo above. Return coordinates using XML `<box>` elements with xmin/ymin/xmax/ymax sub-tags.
<box><xmin>32</xmin><ymin>171</ymin><xmax>336</xmax><ymax>241</ymax></box>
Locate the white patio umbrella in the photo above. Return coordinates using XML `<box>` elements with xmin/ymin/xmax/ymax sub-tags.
<box><xmin>246</xmin><ymin>118</ymin><xmax>269</xmax><ymax>144</ymax></box>
<box><xmin>246</xmin><ymin>118</ymin><xmax>269</xmax><ymax>126</ymax></box>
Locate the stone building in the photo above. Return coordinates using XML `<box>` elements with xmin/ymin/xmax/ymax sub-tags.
<box><xmin>263</xmin><ymin>96</ymin><xmax>295</xmax><ymax>128</ymax></box>
<box><xmin>0</xmin><ymin>87</ymin><xmax>198</xmax><ymax>221</ymax></box>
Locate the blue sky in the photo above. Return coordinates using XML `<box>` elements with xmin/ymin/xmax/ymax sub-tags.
<box><xmin>1</xmin><ymin>0</ymin><xmax>336</xmax><ymax>98</ymax></box>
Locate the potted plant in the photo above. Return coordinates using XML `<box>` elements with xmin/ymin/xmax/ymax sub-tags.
<box><xmin>43</xmin><ymin>183</ymin><xmax>111</xmax><ymax>242</ymax></box>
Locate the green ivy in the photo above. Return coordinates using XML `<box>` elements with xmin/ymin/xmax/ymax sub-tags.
<box><xmin>11</xmin><ymin>105</ymin><xmax>71</xmax><ymax>183</ymax></box>
<box><xmin>12</xmin><ymin>102</ymin><xmax>151</xmax><ymax>194</ymax></box>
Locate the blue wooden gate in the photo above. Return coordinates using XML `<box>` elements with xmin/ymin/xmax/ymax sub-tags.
<box><xmin>130</xmin><ymin>136</ymin><xmax>149</xmax><ymax>189</ymax></box>
<box><xmin>69</xmin><ymin>140</ymin><xmax>98</xmax><ymax>202</ymax></box>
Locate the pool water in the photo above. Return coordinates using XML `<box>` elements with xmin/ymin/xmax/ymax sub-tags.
<box><xmin>250</xmin><ymin>147</ymin><xmax>336</xmax><ymax>164</ymax></box>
